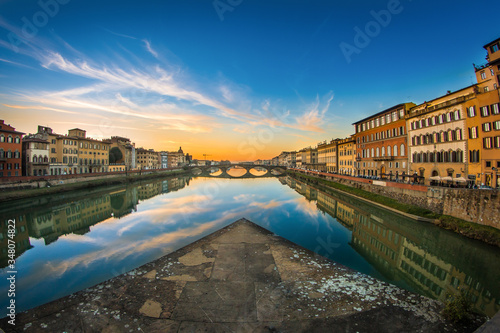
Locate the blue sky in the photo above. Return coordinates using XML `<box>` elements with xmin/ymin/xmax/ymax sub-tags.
<box><xmin>0</xmin><ymin>0</ymin><xmax>499</xmax><ymax>160</ymax></box>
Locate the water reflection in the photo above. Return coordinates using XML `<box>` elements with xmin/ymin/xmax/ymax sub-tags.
<box><xmin>0</xmin><ymin>174</ymin><xmax>499</xmax><ymax>318</ymax></box>
<box><xmin>285</xmin><ymin>175</ymin><xmax>500</xmax><ymax>317</ymax></box>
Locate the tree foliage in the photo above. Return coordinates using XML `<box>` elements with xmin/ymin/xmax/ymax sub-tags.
<box><xmin>109</xmin><ymin>147</ymin><xmax>123</xmax><ymax>164</ymax></box>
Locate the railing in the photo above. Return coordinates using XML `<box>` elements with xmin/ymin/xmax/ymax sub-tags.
<box><xmin>373</xmin><ymin>156</ymin><xmax>395</xmax><ymax>161</ymax></box>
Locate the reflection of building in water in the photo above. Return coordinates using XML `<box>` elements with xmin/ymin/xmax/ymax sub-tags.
<box><xmin>447</xmin><ymin>266</ymin><xmax>500</xmax><ymax>317</ymax></box>
<box><xmin>316</xmin><ymin>190</ymin><xmax>360</xmax><ymax>229</ymax></box>
<box><xmin>110</xmin><ymin>188</ymin><xmax>138</xmax><ymax>219</ymax></box>
<box><xmin>0</xmin><ymin>214</ymin><xmax>31</xmax><ymax>268</ymax></box>
<box><xmin>27</xmin><ymin>190</ymin><xmax>139</xmax><ymax>245</ymax></box>
<box><xmin>285</xmin><ymin>176</ymin><xmax>296</xmax><ymax>189</ymax></box>
<box><xmin>351</xmin><ymin>215</ymin><xmax>403</xmax><ymax>280</ymax></box>
<box><xmin>305</xmin><ymin>186</ymin><xmax>317</xmax><ymax>201</ymax></box>
<box><xmin>295</xmin><ymin>182</ymin><xmax>306</xmax><ymax>195</ymax></box>
<box><xmin>398</xmin><ymin>238</ymin><xmax>452</xmax><ymax>299</ymax></box>
<box><xmin>167</xmin><ymin>177</ymin><xmax>188</xmax><ymax>193</ymax></box>
<box><xmin>286</xmin><ymin>174</ymin><xmax>500</xmax><ymax>317</ymax></box>
<box><xmin>137</xmin><ymin>178</ymin><xmax>189</xmax><ymax>201</ymax></box>
<box><xmin>137</xmin><ymin>182</ymin><xmax>162</xmax><ymax>201</ymax></box>
<box><xmin>28</xmin><ymin>195</ymin><xmax>113</xmax><ymax>244</ymax></box>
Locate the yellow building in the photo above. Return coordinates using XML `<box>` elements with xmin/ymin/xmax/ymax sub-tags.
<box><xmin>70</xmin><ymin>128</ymin><xmax>111</xmax><ymax>174</ymax></box>
<box><xmin>406</xmin><ymin>87</ymin><xmax>473</xmax><ymax>185</ymax></box>
<box><xmin>337</xmin><ymin>136</ymin><xmax>356</xmax><ymax>175</ymax></box>
<box><xmin>136</xmin><ymin>148</ymin><xmax>160</xmax><ymax>169</ymax></box>
<box><xmin>108</xmin><ymin>164</ymin><xmax>126</xmax><ymax>172</ymax></box>
<box><xmin>317</xmin><ymin>139</ymin><xmax>338</xmax><ymax>173</ymax></box>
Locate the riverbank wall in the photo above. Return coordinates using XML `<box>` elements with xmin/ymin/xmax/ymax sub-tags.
<box><xmin>0</xmin><ymin>168</ymin><xmax>188</xmax><ymax>202</ymax></box>
<box><xmin>289</xmin><ymin>169</ymin><xmax>500</xmax><ymax>231</ymax></box>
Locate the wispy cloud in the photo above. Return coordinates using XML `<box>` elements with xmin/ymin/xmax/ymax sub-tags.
<box><xmin>102</xmin><ymin>28</ymin><xmax>138</xmax><ymax>40</ymax></box>
<box><xmin>1</xmin><ymin>28</ymin><xmax>335</xmax><ymax>142</ymax></box>
<box><xmin>294</xmin><ymin>91</ymin><xmax>333</xmax><ymax>133</ymax></box>
<box><xmin>3</xmin><ymin>104</ymin><xmax>78</xmax><ymax>114</ymax></box>
<box><xmin>142</xmin><ymin>39</ymin><xmax>158</xmax><ymax>58</ymax></box>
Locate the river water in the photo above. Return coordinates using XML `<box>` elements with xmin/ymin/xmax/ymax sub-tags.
<box><xmin>0</xmin><ymin>173</ymin><xmax>499</xmax><ymax>318</ymax></box>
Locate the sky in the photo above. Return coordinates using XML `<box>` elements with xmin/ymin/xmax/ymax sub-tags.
<box><xmin>0</xmin><ymin>0</ymin><xmax>499</xmax><ymax>161</ymax></box>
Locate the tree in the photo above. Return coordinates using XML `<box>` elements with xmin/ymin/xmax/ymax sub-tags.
<box><xmin>109</xmin><ymin>147</ymin><xmax>123</xmax><ymax>164</ymax></box>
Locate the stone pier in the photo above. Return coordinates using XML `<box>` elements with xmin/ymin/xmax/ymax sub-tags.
<box><xmin>0</xmin><ymin>219</ymin><xmax>485</xmax><ymax>332</ymax></box>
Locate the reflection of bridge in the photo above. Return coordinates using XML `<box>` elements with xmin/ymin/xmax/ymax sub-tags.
<box><xmin>188</xmin><ymin>164</ymin><xmax>287</xmax><ymax>178</ymax></box>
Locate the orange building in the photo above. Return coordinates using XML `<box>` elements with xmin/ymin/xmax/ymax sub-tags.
<box><xmin>0</xmin><ymin>120</ymin><xmax>24</xmax><ymax>177</ymax></box>
<box><xmin>474</xmin><ymin>37</ymin><xmax>500</xmax><ymax>92</ymax></box>
<box><xmin>353</xmin><ymin>103</ymin><xmax>415</xmax><ymax>179</ymax></box>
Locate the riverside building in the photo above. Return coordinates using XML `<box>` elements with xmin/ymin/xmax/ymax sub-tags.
<box><xmin>0</xmin><ymin>119</ymin><xmax>24</xmax><ymax>177</ymax></box>
<box><xmin>353</xmin><ymin>103</ymin><xmax>414</xmax><ymax>179</ymax></box>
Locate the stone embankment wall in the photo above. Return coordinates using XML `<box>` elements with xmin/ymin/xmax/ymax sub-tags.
<box><xmin>293</xmin><ymin>170</ymin><xmax>500</xmax><ymax>230</ymax></box>
<box><xmin>0</xmin><ymin>168</ymin><xmax>184</xmax><ymax>191</ymax></box>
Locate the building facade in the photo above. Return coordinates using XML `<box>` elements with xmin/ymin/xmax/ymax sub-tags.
<box><xmin>354</xmin><ymin>103</ymin><xmax>414</xmax><ymax>178</ymax></box>
<box><xmin>466</xmin><ymin>89</ymin><xmax>500</xmax><ymax>187</ymax></box>
<box><xmin>136</xmin><ymin>148</ymin><xmax>160</xmax><ymax>169</ymax></box>
<box><xmin>105</xmin><ymin>136</ymin><xmax>136</xmax><ymax>170</ymax></box>
<box><xmin>407</xmin><ymin>88</ymin><xmax>472</xmax><ymax>185</ymax></box>
<box><xmin>474</xmin><ymin>37</ymin><xmax>500</xmax><ymax>92</ymax></box>
<box><xmin>337</xmin><ymin>136</ymin><xmax>356</xmax><ymax>175</ymax></box>
<box><xmin>70</xmin><ymin>129</ymin><xmax>110</xmax><ymax>174</ymax></box>
<box><xmin>0</xmin><ymin>120</ymin><xmax>24</xmax><ymax>177</ymax></box>
<box><xmin>300</xmin><ymin>147</ymin><xmax>318</xmax><ymax>170</ymax></box>
<box><xmin>317</xmin><ymin>139</ymin><xmax>338</xmax><ymax>173</ymax></box>
<box><xmin>22</xmin><ymin>134</ymin><xmax>49</xmax><ymax>176</ymax></box>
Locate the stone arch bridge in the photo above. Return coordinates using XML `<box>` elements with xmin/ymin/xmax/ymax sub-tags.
<box><xmin>187</xmin><ymin>164</ymin><xmax>287</xmax><ymax>178</ymax></box>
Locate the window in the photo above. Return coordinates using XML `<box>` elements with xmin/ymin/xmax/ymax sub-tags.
<box><xmin>484</xmin><ymin>87</ymin><xmax>489</xmax><ymax>93</ymax></box>
<box><xmin>467</xmin><ymin>106</ymin><xmax>476</xmax><ymax>117</ymax></box>
<box><xmin>492</xmin><ymin>103</ymin><xmax>499</xmax><ymax>115</ymax></box>
<box><xmin>394</xmin><ymin>145</ymin><xmax>398</xmax><ymax>157</ymax></box>
<box><xmin>7</xmin><ymin>136</ymin><xmax>12</xmax><ymax>143</ymax></box>
<box><xmin>14</xmin><ymin>137</ymin><xmax>20</xmax><ymax>143</ymax></box>
<box><xmin>491</xmin><ymin>68</ymin><xmax>495</xmax><ymax>76</ymax></box>
<box><xmin>454</xmin><ymin>110</ymin><xmax>460</xmax><ymax>120</ymax></box>
<box><xmin>469</xmin><ymin>126</ymin><xmax>478</xmax><ymax>139</ymax></box>
<box><xmin>400</xmin><ymin>144</ymin><xmax>405</xmax><ymax>156</ymax></box>
<box><xmin>381</xmin><ymin>147</ymin><xmax>385</xmax><ymax>156</ymax></box>
<box><xmin>51</xmin><ymin>148</ymin><xmax>56</xmax><ymax>153</ymax></box>
<box><xmin>495</xmin><ymin>136</ymin><xmax>500</xmax><ymax>149</ymax></box>
<box><xmin>486</xmin><ymin>161</ymin><xmax>491</xmax><ymax>168</ymax></box>
<box><xmin>480</xmin><ymin>72</ymin><xmax>486</xmax><ymax>80</ymax></box>
<box><xmin>483</xmin><ymin>123</ymin><xmax>492</xmax><ymax>132</ymax></box>
<box><xmin>387</xmin><ymin>145</ymin><xmax>391</xmax><ymax>156</ymax></box>
<box><xmin>456</xmin><ymin>129</ymin><xmax>462</xmax><ymax>140</ymax></box>
<box><xmin>491</xmin><ymin>44</ymin><xmax>499</xmax><ymax>53</ymax></box>
<box><xmin>494</xmin><ymin>121</ymin><xmax>500</xmax><ymax>131</ymax></box>
<box><xmin>484</xmin><ymin>137</ymin><xmax>493</xmax><ymax>149</ymax></box>
<box><xmin>481</xmin><ymin>106</ymin><xmax>490</xmax><ymax>117</ymax></box>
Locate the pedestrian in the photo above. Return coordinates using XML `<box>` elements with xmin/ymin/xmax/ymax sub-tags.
<box><xmin>413</xmin><ymin>172</ymin><xmax>418</xmax><ymax>185</ymax></box>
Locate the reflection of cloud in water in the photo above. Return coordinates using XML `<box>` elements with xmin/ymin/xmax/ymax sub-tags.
<box><xmin>20</xmin><ymin>215</ymin><xmax>236</xmax><ymax>288</ymax></box>
<box><xmin>233</xmin><ymin>194</ymin><xmax>256</xmax><ymax>202</ymax></box>
<box><xmin>294</xmin><ymin>197</ymin><xmax>320</xmax><ymax>218</ymax></box>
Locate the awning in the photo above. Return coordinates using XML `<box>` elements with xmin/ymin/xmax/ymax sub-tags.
<box><xmin>441</xmin><ymin>176</ymin><xmax>453</xmax><ymax>182</ymax></box>
<box><xmin>453</xmin><ymin>177</ymin><xmax>467</xmax><ymax>183</ymax></box>
<box><xmin>429</xmin><ymin>176</ymin><xmax>441</xmax><ymax>181</ymax></box>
